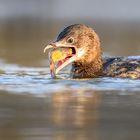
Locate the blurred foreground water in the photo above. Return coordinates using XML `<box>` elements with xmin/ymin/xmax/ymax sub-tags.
<box><xmin>0</xmin><ymin>19</ymin><xmax>140</xmax><ymax>140</ymax></box>
<box><xmin>0</xmin><ymin>59</ymin><xmax>140</xmax><ymax>140</ymax></box>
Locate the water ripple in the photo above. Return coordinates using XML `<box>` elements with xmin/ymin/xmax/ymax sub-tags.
<box><xmin>0</xmin><ymin>61</ymin><xmax>140</xmax><ymax>95</ymax></box>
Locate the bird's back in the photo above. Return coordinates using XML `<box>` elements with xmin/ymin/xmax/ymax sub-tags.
<box><xmin>103</xmin><ymin>56</ymin><xmax>140</xmax><ymax>79</ymax></box>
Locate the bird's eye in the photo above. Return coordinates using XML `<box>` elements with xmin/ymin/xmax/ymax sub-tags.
<box><xmin>67</xmin><ymin>37</ymin><xmax>74</xmax><ymax>44</ymax></box>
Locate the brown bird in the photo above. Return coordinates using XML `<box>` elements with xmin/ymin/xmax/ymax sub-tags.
<box><xmin>44</xmin><ymin>24</ymin><xmax>140</xmax><ymax>79</ymax></box>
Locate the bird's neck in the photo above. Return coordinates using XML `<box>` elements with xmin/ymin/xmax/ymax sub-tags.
<box><xmin>71</xmin><ymin>57</ymin><xmax>103</xmax><ymax>78</ymax></box>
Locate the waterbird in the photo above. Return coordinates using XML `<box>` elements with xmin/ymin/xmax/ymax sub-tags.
<box><xmin>44</xmin><ymin>24</ymin><xmax>140</xmax><ymax>79</ymax></box>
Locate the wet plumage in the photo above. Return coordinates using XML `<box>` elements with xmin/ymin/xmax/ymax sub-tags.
<box><xmin>103</xmin><ymin>56</ymin><xmax>140</xmax><ymax>79</ymax></box>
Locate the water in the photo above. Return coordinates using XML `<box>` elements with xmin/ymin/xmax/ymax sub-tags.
<box><xmin>0</xmin><ymin>60</ymin><xmax>140</xmax><ymax>94</ymax></box>
<box><xmin>0</xmin><ymin>19</ymin><xmax>140</xmax><ymax>139</ymax></box>
<box><xmin>0</xmin><ymin>60</ymin><xmax>140</xmax><ymax>140</ymax></box>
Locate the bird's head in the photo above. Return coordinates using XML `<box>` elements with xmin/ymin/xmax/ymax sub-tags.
<box><xmin>44</xmin><ymin>24</ymin><xmax>102</xmax><ymax>78</ymax></box>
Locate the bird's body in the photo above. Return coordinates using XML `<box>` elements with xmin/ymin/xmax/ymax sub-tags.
<box><xmin>44</xmin><ymin>24</ymin><xmax>140</xmax><ymax>79</ymax></box>
<box><xmin>70</xmin><ymin>56</ymin><xmax>140</xmax><ymax>79</ymax></box>
<box><xmin>103</xmin><ymin>56</ymin><xmax>140</xmax><ymax>79</ymax></box>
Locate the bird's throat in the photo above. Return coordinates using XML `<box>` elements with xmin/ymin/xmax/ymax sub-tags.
<box><xmin>70</xmin><ymin>58</ymin><xmax>103</xmax><ymax>78</ymax></box>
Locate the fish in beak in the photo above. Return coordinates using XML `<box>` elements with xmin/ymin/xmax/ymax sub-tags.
<box><xmin>44</xmin><ymin>42</ymin><xmax>77</xmax><ymax>78</ymax></box>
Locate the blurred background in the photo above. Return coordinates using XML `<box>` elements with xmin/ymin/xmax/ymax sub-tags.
<box><xmin>0</xmin><ymin>1</ymin><xmax>140</xmax><ymax>140</ymax></box>
<box><xmin>0</xmin><ymin>0</ymin><xmax>140</xmax><ymax>67</ymax></box>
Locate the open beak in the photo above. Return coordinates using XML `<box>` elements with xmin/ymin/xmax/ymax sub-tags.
<box><xmin>44</xmin><ymin>42</ymin><xmax>77</xmax><ymax>78</ymax></box>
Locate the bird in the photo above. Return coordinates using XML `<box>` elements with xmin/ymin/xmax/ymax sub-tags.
<box><xmin>44</xmin><ymin>24</ymin><xmax>140</xmax><ymax>79</ymax></box>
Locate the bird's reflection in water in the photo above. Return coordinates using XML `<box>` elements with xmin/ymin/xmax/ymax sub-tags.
<box><xmin>0</xmin><ymin>90</ymin><xmax>101</xmax><ymax>140</ymax></box>
<box><xmin>51</xmin><ymin>90</ymin><xmax>101</xmax><ymax>140</ymax></box>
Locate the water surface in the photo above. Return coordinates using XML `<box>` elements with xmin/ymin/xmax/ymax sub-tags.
<box><xmin>0</xmin><ymin>60</ymin><xmax>140</xmax><ymax>140</ymax></box>
<box><xmin>0</xmin><ymin>19</ymin><xmax>140</xmax><ymax>140</ymax></box>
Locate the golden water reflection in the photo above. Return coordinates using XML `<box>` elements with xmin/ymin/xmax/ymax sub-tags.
<box><xmin>0</xmin><ymin>90</ymin><xmax>101</xmax><ymax>140</ymax></box>
<box><xmin>51</xmin><ymin>90</ymin><xmax>101</xmax><ymax>128</ymax></box>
